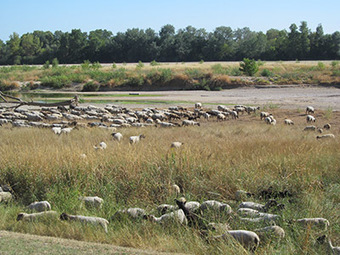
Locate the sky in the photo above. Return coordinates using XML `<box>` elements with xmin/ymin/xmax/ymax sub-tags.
<box><xmin>1</xmin><ymin>0</ymin><xmax>339</xmax><ymax>41</ymax></box>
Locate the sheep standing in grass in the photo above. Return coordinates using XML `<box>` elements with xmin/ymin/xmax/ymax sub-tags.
<box><xmin>195</xmin><ymin>102</ymin><xmax>202</xmax><ymax>109</ymax></box>
<box><xmin>306</xmin><ymin>106</ymin><xmax>315</xmax><ymax>114</ymax></box>
<box><xmin>307</xmin><ymin>115</ymin><xmax>316</xmax><ymax>123</ymax></box>
<box><xmin>238</xmin><ymin>200</ymin><xmax>277</xmax><ymax>212</ymax></box>
<box><xmin>304</xmin><ymin>125</ymin><xmax>317</xmax><ymax>131</ymax></box>
<box><xmin>60</xmin><ymin>213</ymin><xmax>109</xmax><ymax>233</ymax></box>
<box><xmin>182</xmin><ymin>120</ymin><xmax>200</xmax><ymax>126</ymax></box>
<box><xmin>254</xmin><ymin>226</ymin><xmax>285</xmax><ymax>240</ymax></box>
<box><xmin>17</xmin><ymin>211</ymin><xmax>58</xmax><ymax>221</ymax></box>
<box><xmin>295</xmin><ymin>218</ymin><xmax>330</xmax><ymax>231</ymax></box>
<box><xmin>144</xmin><ymin>209</ymin><xmax>187</xmax><ymax>225</ymax></box>
<box><xmin>94</xmin><ymin>142</ymin><xmax>107</xmax><ymax>150</ymax></box>
<box><xmin>111</xmin><ymin>132</ymin><xmax>123</xmax><ymax>142</ymax></box>
<box><xmin>260</xmin><ymin>112</ymin><xmax>270</xmax><ymax>120</ymax></box>
<box><xmin>129</xmin><ymin>134</ymin><xmax>146</xmax><ymax>144</ymax></box>
<box><xmin>323</xmin><ymin>123</ymin><xmax>331</xmax><ymax>130</ymax></box>
<box><xmin>79</xmin><ymin>196</ymin><xmax>103</xmax><ymax>209</ymax></box>
<box><xmin>26</xmin><ymin>201</ymin><xmax>51</xmax><ymax>212</ymax></box>
<box><xmin>284</xmin><ymin>119</ymin><xmax>294</xmax><ymax>125</ymax></box>
<box><xmin>213</xmin><ymin>230</ymin><xmax>260</xmax><ymax>252</ymax></box>
<box><xmin>200</xmin><ymin>200</ymin><xmax>233</xmax><ymax>214</ymax></box>
<box><xmin>235</xmin><ymin>190</ymin><xmax>254</xmax><ymax>201</ymax></box>
<box><xmin>316</xmin><ymin>235</ymin><xmax>340</xmax><ymax>254</ymax></box>
<box><xmin>112</xmin><ymin>208</ymin><xmax>146</xmax><ymax>220</ymax></box>
<box><xmin>171</xmin><ymin>142</ymin><xmax>184</xmax><ymax>149</ymax></box>
<box><xmin>316</xmin><ymin>134</ymin><xmax>335</xmax><ymax>140</ymax></box>
<box><xmin>0</xmin><ymin>192</ymin><xmax>12</xmax><ymax>202</ymax></box>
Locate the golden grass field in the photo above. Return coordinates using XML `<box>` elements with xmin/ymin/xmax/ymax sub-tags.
<box><xmin>0</xmin><ymin>104</ymin><xmax>339</xmax><ymax>254</ymax></box>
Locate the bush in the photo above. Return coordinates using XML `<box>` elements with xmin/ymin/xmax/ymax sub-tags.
<box><xmin>81</xmin><ymin>60</ymin><xmax>91</xmax><ymax>69</ymax></box>
<box><xmin>317</xmin><ymin>62</ymin><xmax>325</xmax><ymax>71</ymax></box>
<box><xmin>261</xmin><ymin>69</ymin><xmax>274</xmax><ymax>77</ymax></box>
<box><xmin>150</xmin><ymin>60</ymin><xmax>159</xmax><ymax>66</ymax></box>
<box><xmin>136</xmin><ymin>61</ymin><xmax>144</xmax><ymax>69</ymax></box>
<box><xmin>239</xmin><ymin>58</ymin><xmax>259</xmax><ymax>76</ymax></box>
<box><xmin>0</xmin><ymin>80</ymin><xmax>20</xmax><ymax>91</ymax></box>
<box><xmin>112</xmin><ymin>62</ymin><xmax>117</xmax><ymax>69</ymax></box>
<box><xmin>40</xmin><ymin>75</ymin><xmax>70</xmax><ymax>89</ymax></box>
<box><xmin>211</xmin><ymin>64</ymin><xmax>229</xmax><ymax>75</ymax></box>
<box><xmin>82</xmin><ymin>81</ymin><xmax>100</xmax><ymax>91</ymax></box>
<box><xmin>43</xmin><ymin>60</ymin><xmax>50</xmax><ymax>70</ymax></box>
<box><xmin>91</xmin><ymin>61</ymin><xmax>101</xmax><ymax>70</ymax></box>
<box><xmin>52</xmin><ymin>58</ymin><xmax>59</xmax><ymax>68</ymax></box>
<box><xmin>331</xmin><ymin>61</ymin><xmax>339</xmax><ymax>69</ymax></box>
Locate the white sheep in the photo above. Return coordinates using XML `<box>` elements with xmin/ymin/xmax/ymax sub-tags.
<box><xmin>200</xmin><ymin>200</ymin><xmax>233</xmax><ymax>214</ymax></box>
<box><xmin>207</xmin><ymin>222</ymin><xmax>230</xmax><ymax>232</ymax></box>
<box><xmin>94</xmin><ymin>142</ymin><xmax>107</xmax><ymax>150</ymax></box>
<box><xmin>295</xmin><ymin>217</ymin><xmax>330</xmax><ymax>231</ymax></box>
<box><xmin>260</xmin><ymin>112</ymin><xmax>270</xmax><ymax>120</ymax></box>
<box><xmin>157</xmin><ymin>204</ymin><xmax>177</xmax><ymax>214</ymax></box>
<box><xmin>0</xmin><ymin>192</ymin><xmax>12</xmax><ymax>202</ymax></box>
<box><xmin>144</xmin><ymin>209</ymin><xmax>187</xmax><ymax>225</ymax></box>
<box><xmin>254</xmin><ymin>226</ymin><xmax>285</xmax><ymax>240</ymax></box>
<box><xmin>195</xmin><ymin>102</ymin><xmax>202</xmax><ymax>109</ymax></box>
<box><xmin>26</xmin><ymin>201</ymin><xmax>51</xmax><ymax>212</ymax></box>
<box><xmin>306</xmin><ymin>106</ymin><xmax>315</xmax><ymax>114</ymax></box>
<box><xmin>317</xmin><ymin>134</ymin><xmax>335</xmax><ymax>140</ymax></box>
<box><xmin>60</xmin><ymin>213</ymin><xmax>109</xmax><ymax>233</ymax></box>
<box><xmin>316</xmin><ymin>235</ymin><xmax>340</xmax><ymax>254</ymax></box>
<box><xmin>113</xmin><ymin>207</ymin><xmax>146</xmax><ymax>219</ymax></box>
<box><xmin>230</xmin><ymin>111</ymin><xmax>238</xmax><ymax>119</ymax></box>
<box><xmin>235</xmin><ymin>190</ymin><xmax>253</xmax><ymax>201</ymax></box>
<box><xmin>111</xmin><ymin>132</ymin><xmax>123</xmax><ymax>142</ymax></box>
<box><xmin>306</xmin><ymin>115</ymin><xmax>316</xmax><ymax>123</ymax></box>
<box><xmin>17</xmin><ymin>211</ymin><xmax>58</xmax><ymax>221</ymax></box>
<box><xmin>182</xmin><ymin>120</ymin><xmax>200</xmax><ymax>126</ymax></box>
<box><xmin>303</xmin><ymin>125</ymin><xmax>317</xmax><ymax>131</ymax></box>
<box><xmin>213</xmin><ymin>230</ymin><xmax>260</xmax><ymax>252</ymax></box>
<box><xmin>238</xmin><ymin>200</ymin><xmax>277</xmax><ymax>212</ymax></box>
<box><xmin>79</xmin><ymin>196</ymin><xmax>104</xmax><ymax>209</ymax></box>
<box><xmin>284</xmin><ymin>119</ymin><xmax>294</xmax><ymax>125</ymax></box>
<box><xmin>203</xmin><ymin>112</ymin><xmax>211</xmax><ymax>121</ymax></box>
<box><xmin>184</xmin><ymin>201</ymin><xmax>201</xmax><ymax>213</ymax></box>
<box><xmin>52</xmin><ymin>127</ymin><xmax>62</xmax><ymax>135</ymax></box>
<box><xmin>129</xmin><ymin>134</ymin><xmax>146</xmax><ymax>144</ymax></box>
<box><xmin>171</xmin><ymin>142</ymin><xmax>184</xmax><ymax>148</ymax></box>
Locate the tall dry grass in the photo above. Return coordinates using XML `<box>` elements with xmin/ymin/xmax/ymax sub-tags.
<box><xmin>0</xmin><ymin>119</ymin><xmax>339</xmax><ymax>254</ymax></box>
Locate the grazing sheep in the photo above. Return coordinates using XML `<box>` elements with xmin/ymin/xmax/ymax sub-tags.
<box><xmin>295</xmin><ymin>218</ymin><xmax>330</xmax><ymax>231</ymax></box>
<box><xmin>284</xmin><ymin>119</ymin><xmax>294</xmax><ymax>125</ymax></box>
<box><xmin>208</xmin><ymin>222</ymin><xmax>230</xmax><ymax>232</ymax></box>
<box><xmin>316</xmin><ymin>235</ymin><xmax>340</xmax><ymax>255</ymax></box>
<box><xmin>52</xmin><ymin>127</ymin><xmax>62</xmax><ymax>135</ymax></box>
<box><xmin>323</xmin><ymin>123</ymin><xmax>331</xmax><ymax>130</ymax></box>
<box><xmin>94</xmin><ymin>142</ymin><xmax>107</xmax><ymax>150</ymax></box>
<box><xmin>175</xmin><ymin>198</ymin><xmax>207</xmax><ymax>228</ymax></box>
<box><xmin>182</xmin><ymin>120</ymin><xmax>200</xmax><ymax>127</ymax></box>
<box><xmin>265</xmin><ymin>115</ymin><xmax>276</xmax><ymax>125</ymax></box>
<box><xmin>260</xmin><ymin>112</ymin><xmax>270</xmax><ymax>120</ymax></box>
<box><xmin>304</xmin><ymin>125</ymin><xmax>317</xmax><ymax>131</ymax></box>
<box><xmin>171</xmin><ymin>184</ymin><xmax>181</xmax><ymax>195</ymax></box>
<box><xmin>235</xmin><ymin>190</ymin><xmax>254</xmax><ymax>201</ymax></box>
<box><xmin>144</xmin><ymin>209</ymin><xmax>187</xmax><ymax>225</ymax></box>
<box><xmin>213</xmin><ymin>230</ymin><xmax>260</xmax><ymax>252</ymax></box>
<box><xmin>237</xmin><ymin>208</ymin><xmax>279</xmax><ymax>220</ymax></box>
<box><xmin>200</xmin><ymin>200</ymin><xmax>233</xmax><ymax>214</ymax></box>
<box><xmin>307</xmin><ymin>115</ymin><xmax>316</xmax><ymax>123</ymax></box>
<box><xmin>230</xmin><ymin>111</ymin><xmax>239</xmax><ymax>119</ymax></box>
<box><xmin>184</xmin><ymin>201</ymin><xmax>201</xmax><ymax>213</ymax></box>
<box><xmin>157</xmin><ymin>204</ymin><xmax>177</xmax><ymax>214</ymax></box>
<box><xmin>17</xmin><ymin>211</ymin><xmax>58</xmax><ymax>221</ymax></box>
<box><xmin>203</xmin><ymin>112</ymin><xmax>211</xmax><ymax>121</ymax></box>
<box><xmin>254</xmin><ymin>226</ymin><xmax>285</xmax><ymax>240</ymax></box>
<box><xmin>60</xmin><ymin>213</ymin><xmax>109</xmax><ymax>233</ymax></box>
<box><xmin>317</xmin><ymin>134</ymin><xmax>335</xmax><ymax>140</ymax></box>
<box><xmin>195</xmin><ymin>102</ymin><xmax>202</xmax><ymax>109</ymax></box>
<box><xmin>306</xmin><ymin>106</ymin><xmax>315</xmax><ymax>114</ymax></box>
<box><xmin>79</xmin><ymin>196</ymin><xmax>103</xmax><ymax>209</ymax></box>
<box><xmin>217</xmin><ymin>113</ymin><xmax>226</xmax><ymax>121</ymax></box>
<box><xmin>246</xmin><ymin>106</ymin><xmax>260</xmax><ymax>114</ymax></box>
<box><xmin>111</xmin><ymin>132</ymin><xmax>123</xmax><ymax>142</ymax></box>
<box><xmin>112</xmin><ymin>208</ymin><xmax>146</xmax><ymax>220</ymax></box>
<box><xmin>129</xmin><ymin>134</ymin><xmax>146</xmax><ymax>144</ymax></box>
<box><xmin>238</xmin><ymin>200</ymin><xmax>277</xmax><ymax>212</ymax></box>
<box><xmin>26</xmin><ymin>201</ymin><xmax>51</xmax><ymax>212</ymax></box>
<box><xmin>171</xmin><ymin>142</ymin><xmax>184</xmax><ymax>148</ymax></box>
<box><xmin>0</xmin><ymin>192</ymin><xmax>12</xmax><ymax>202</ymax></box>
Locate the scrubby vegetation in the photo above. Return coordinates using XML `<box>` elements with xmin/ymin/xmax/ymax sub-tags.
<box><xmin>0</xmin><ymin>60</ymin><xmax>339</xmax><ymax>92</ymax></box>
<box><xmin>0</xmin><ymin>108</ymin><xmax>339</xmax><ymax>254</ymax></box>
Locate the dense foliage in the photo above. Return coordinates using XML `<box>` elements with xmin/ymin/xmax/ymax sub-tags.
<box><xmin>0</xmin><ymin>22</ymin><xmax>339</xmax><ymax>65</ymax></box>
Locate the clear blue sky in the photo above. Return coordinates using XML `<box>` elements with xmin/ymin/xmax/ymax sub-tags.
<box><xmin>1</xmin><ymin>0</ymin><xmax>339</xmax><ymax>41</ymax></box>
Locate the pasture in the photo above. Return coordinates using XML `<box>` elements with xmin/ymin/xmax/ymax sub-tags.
<box><xmin>0</xmin><ymin>102</ymin><xmax>339</xmax><ymax>254</ymax></box>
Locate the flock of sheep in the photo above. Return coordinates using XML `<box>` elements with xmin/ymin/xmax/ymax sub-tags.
<box><xmin>2</xmin><ymin>185</ymin><xmax>338</xmax><ymax>254</ymax></box>
<box><xmin>0</xmin><ymin>101</ymin><xmax>338</xmax><ymax>253</ymax></box>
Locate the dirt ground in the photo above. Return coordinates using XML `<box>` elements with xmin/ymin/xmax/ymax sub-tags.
<box><xmin>76</xmin><ymin>85</ymin><xmax>340</xmax><ymax>111</ymax></box>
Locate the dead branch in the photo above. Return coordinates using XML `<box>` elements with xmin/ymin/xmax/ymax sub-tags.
<box><xmin>0</xmin><ymin>91</ymin><xmax>79</xmax><ymax>109</ymax></box>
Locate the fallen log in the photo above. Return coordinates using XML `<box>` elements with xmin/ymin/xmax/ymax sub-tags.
<box><xmin>0</xmin><ymin>91</ymin><xmax>79</xmax><ymax>109</ymax></box>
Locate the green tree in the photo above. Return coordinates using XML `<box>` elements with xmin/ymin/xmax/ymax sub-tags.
<box><xmin>239</xmin><ymin>58</ymin><xmax>259</xmax><ymax>76</ymax></box>
<box><xmin>20</xmin><ymin>33</ymin><xmax>42</xmax><ymax>63</ymax></box>
<box><xmin>7</xmin><ymin>32</ymin><xmax>21</xmax><ymax>64</ymax></box>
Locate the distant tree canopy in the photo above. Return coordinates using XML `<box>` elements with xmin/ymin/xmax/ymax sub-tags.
<box><xmin>0</xmin><ymin>22</ymin><xmax>339</xmax><ymax>65</ymax></box>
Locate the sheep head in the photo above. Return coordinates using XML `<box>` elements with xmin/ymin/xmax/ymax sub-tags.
<box><xmin>60</xmin><ymin>212</ymin><xmax>70</xmax><ymax>220</ymax></box>
<box><xmin>16</xmin><ymin>213</ymin><xmax>25</xmax><ymax>221</ymax></box>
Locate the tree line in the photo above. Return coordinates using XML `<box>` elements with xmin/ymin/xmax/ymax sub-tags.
<box><xmin>0</xmin><ymin>21</ymin><xmax>339</xmax><ymax>65</ymax></box>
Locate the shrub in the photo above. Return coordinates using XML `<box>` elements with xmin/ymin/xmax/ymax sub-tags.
<box><xmin>150</xmin><ymin>60</ymin><xmax>159</xmax><ymax>66</ymax></box>
<box><xmin>112</xmin><ymin>62</ymin><xmax>117</xmax><ymax>69</ymax></box>
<box><xmin>52</xmin><ymin>58</ymin><xmax>59</xmax><ymax>68</ymax></box>
<box><xmin>81</xmin><ymin>60</ymin><xmax>91</xmax><ymax>69</ymax></box>
<box><xmin>317</xmin><ymin>62</ymin><xmax>325</xmax><ymax>71</ymax></box>
<box><xmin>43</xmin><ymin>60</ymin><xmax>50</xmax><ymax>70</ymax></box>
<box><xmin>261</xmin><ymin>69</ymin><xmax>274</xmax><ymax>77</ymax></box>
<box><xmin>91</xmin><ymin>61</ymin><xmax>101</xmax><ymax>70</ymax></box>
<box><xmin>230</xmin><ymin>67</ymin><xmax>242</xmax><ymax>76</ymax></box>
<box><xmin>239</xmin><ymin>58</ymin><xmax>259</xmax><ymax>76</ymax></box>
<box><xmin>211</xmin><ymin>64</ymin><xmax>229</xmax><ymax>75</ymax></box>
<box><xmin>331</xmin><ymin>61</ymin><xmax>339</xmax><ymax>69</ymax></box>
<box><xmin>199</xmin><ymin>59</ymin><xmax>204</xmax><ymax>64</ymax></box>
<box><xmin>0</xmin><ymin>80</ymin><xmax>21</xmax><ymax>91</ymax></box>
<box><xmin>40</xmin><ymin>75</ymin><xmax>70</xmax><ymax>89</ymax></box>
<box><xmin>136</xmin><ymin>61</ymin><xmax>144</xmax><ymax>69</ymax></box>
<box><xmin>82</xmin><ymin>81</ymin><xmax>100</xmax><ymax>91</ymax></box>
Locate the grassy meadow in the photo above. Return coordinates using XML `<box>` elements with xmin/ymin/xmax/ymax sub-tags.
<box><xmin>0</xmin><ymin>108</ymin><xmax>339</xmax><ymax>254</ymax></box>
<box><xmin>0</xmin><ymin>60</ymin><xmax>339</xmax><ymax>92</ymax></box>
